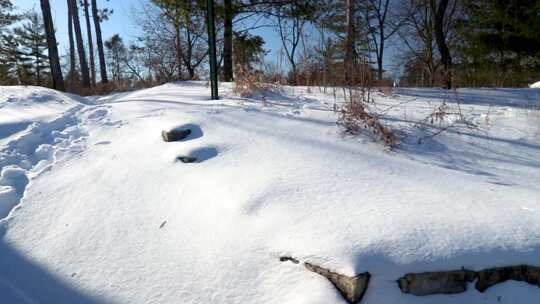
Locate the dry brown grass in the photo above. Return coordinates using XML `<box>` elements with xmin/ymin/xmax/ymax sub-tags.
<box><xmin>338</xmin><ymin>90</ymin><xmax>396</xmax><ymax>147</ymax></box>
<box><xmin>233</xmin><ymin>64</ymin><xmax>261</xmax><ymax>97</ymax></box>
<box><xmin>377</xmin><ymin>86</ymin><xmax>394</xmax><ymax>97</ymax></box>
<box><xmin>416</xmin><ymin>91</ymin><xmax>479</xmax><ymax>144</ymax></box>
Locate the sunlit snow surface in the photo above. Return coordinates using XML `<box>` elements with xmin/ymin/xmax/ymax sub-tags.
<box><xmin>0</xmin><ymin>83</ymin><xmax>539</xmax><ymax>303</ymax></box>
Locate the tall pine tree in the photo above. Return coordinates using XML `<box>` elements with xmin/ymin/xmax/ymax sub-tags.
<box><xmin>460</xmin><ymin>0</ymin><xmax>540</xmax><ymax>86</ymax></box>
<box><xmin>0</xmin><ymin>33</ymin><xmax>20</xmax><ymax>84</ymax></box>
<box><xmin>40</xmin><ymin>0</ymin><xmax>65</xmax><ymax>91</ymax></box>
<box><xmin>14</xmin><ymin>11</ymin><xmax>50</xmax><ymax>86</ymax></box>
<box><xmin>0</xmin><ymin>0</ymin><xmax>18</xmax><ymax>30</ymax></box>
<box><xmin>68</xmin><ymin>0</ymin><xmax>91</xmax><ymax>89</ymax></box>
<box><xmin>0</xmin><ymin>0</ymin><xmax>20</xmax><ymax>84</ymax></box>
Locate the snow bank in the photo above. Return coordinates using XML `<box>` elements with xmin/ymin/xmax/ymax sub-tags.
<box><xmin>1</xmin><ymin>82</ymin><xmax>539</xmax><ymax>303</ymax></box>
<box><xmin>0</xmin><ymin>87</ymin><xmax>89</xmax><ymax>220</ymax></box>
<box><xmin>0</xmin><ymin>86</ymin><xmax>80</xmax><ymax>127</ymax></box>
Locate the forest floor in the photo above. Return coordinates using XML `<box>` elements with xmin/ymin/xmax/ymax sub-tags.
<box><xmin>0</xmin><ymin>82</ymin><xmax>539</xmax><ymax>303</ymax></box>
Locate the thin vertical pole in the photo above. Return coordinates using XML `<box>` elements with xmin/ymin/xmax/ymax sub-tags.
<box><xmin>207</xmin><ymin>0</ymin><xmax>219</xmax><ymax>99</ymax></box>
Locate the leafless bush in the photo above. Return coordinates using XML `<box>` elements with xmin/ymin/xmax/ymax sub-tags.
<box><xmin>425</xmin><ymin>102</ymin><xmax>450</xmax><ymax>126</ymax></box>
<box><xmin>232</xmin><ymin>64</ymin><xmax>275</xmax><ymax>98</ymax></box>
<box><xmin>377</xmin><ymin>86</ymin><xmax>394</xmax><ymax>96</ymax></box>
<box><xmin>233</xmin><ymin>64</ymin><xmax>259</xmax><ymax>97</ymax></box>
<box><xmin>417</xmin><ymin>91</ymin><xmax>478</xmax><ymax>143</ymax></box>
<box><xmin>338</xmin><ymin>89</ymin><xmax>396</xmax><ymax>147</ymax></box>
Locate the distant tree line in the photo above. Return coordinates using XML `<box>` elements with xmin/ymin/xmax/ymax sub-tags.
<box><xmin>0</xmin><ymin>0</ymin><xmax>110</xmax><ymax>93</ymax></box>
<box><xmin>0</xmin><ymin>0</ymin><xmax>538</xmax><ymax>92</ymax></box>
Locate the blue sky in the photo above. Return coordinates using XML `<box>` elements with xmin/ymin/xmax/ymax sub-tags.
<box><xmin>15</xmin><ymin>0</ymin><xmax>282</xmax><ymax>59</ymax></box>
<box><xmin>17</xmin><ymin>0</ymin><xmax>144</xmax><ymax>54</ymax></box>
<box><xmin>15</xmin><ymin>0</ymin><xmax>398</xmax><ymax>76</ymax></box>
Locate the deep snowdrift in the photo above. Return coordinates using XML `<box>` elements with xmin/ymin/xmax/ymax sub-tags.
<box><xmin>0</xmin><ymin>83</ymin><xmax>539</xmax><ymax>303</ymax></box>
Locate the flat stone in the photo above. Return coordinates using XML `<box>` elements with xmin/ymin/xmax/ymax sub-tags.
<box><xmin>397</xmin><ymin>269</ymin><xmax>476</xmax><ymax>296</ymax></box>
<box><xmin>305</xmin><ymin>262</ymin><xmax>370</xmax><ymax>303</ymax></box>
<box><xmin>176</xmin><ymin>156</ymin><xmax>197</xmax><ymax>163</ymax></box>
<box><xmin>279</xmin><ymin>256</ymin><xmax>299</xmax><ymax>264</ymax></box>
<box><xmin>162</xmin><ymin>129</ymin><xmax>191</xmax><ymax>142</ymax></box>
<box><xmin>476</xmin><ymin>265</ymin><xmax>540</xmax><ymax>292</ymax></box>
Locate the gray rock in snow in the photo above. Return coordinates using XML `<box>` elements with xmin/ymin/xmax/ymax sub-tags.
<box><xmin>176</xmin><ymin>156</ymin><xmax>197</xmax><ymax>163</ymax></box>
<box><xmin>305</xmin><ymin>262</ymin><xmax>370</xmax><ymax>303</ymax></box>
<box><xmin>397</xmin><ymin>269</ymin><xmax>476</xmax><ymax>296</ymax></box>
<box><xmin>475</xmin><ymin>265</ymin><xmax>540</xmax><ymax>292</ymax></box>
<box><xmin>279</xmin><ymin>256</ymin><xmax>300</xmax><ymax>264</ymax></box>
<box><xmin>162</xmin><ymin>129</ymin><xmax>191</xmax><ymax>142</ymax></box>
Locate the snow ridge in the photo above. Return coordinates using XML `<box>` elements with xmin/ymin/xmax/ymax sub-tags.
<box><xmin>0</xmin><ymin>105</ymin><xmax>88</xmax><ymax>220</ymax></box>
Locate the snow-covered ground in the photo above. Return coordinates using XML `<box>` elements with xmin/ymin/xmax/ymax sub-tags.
<box><xmin>0</xmin><ymin>82</ymin><xmax>539</xmax><ymax>303</ymax></box>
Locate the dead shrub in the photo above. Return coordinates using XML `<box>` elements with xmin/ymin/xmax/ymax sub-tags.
<box><xmin>232</xmin><ymin>64</ymin><xmax>277</xmax><ymax>99</ymax></box>
<box><xmin>416</xmin><ymin>91</ymin><xmax>478</xmax><ymax>144</ymax></box>
<box><xmin>233</xmin><ymin>64</ymin><xmax>260</xmax><ymax>97</ymax></box>
<box><xmin>426</xmin><ymin>102</ymin><xmax>450</xmax><ymax>126</ymax></box>
<box><xmin>377</xmin><ymin>86</ymin><xmax>394</xmax><ymax>96</ymax></box>
<box><xmin>338</xmin><ymin>89</ymin><xmax>396</xmax><ymax>147</ymax></box>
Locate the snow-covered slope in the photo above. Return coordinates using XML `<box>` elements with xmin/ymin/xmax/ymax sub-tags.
<box><xmin>0</xmin><ymin>82</ymin><xmax>539</xmax><ymax>303</ymax></box>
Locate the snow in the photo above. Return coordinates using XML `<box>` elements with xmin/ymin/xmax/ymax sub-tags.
<box><xmin>0</xmin><ymin>82</ymin><xmax>539</xmax><ymax>303</ymax></box>
<box><xmin>530</xmin><ymin>81</ymin><xmax>540</xmax><ymax>88</ymax></box>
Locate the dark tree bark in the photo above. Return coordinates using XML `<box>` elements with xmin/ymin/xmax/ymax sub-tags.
<box><xmin>222</xmin><ymin>0</ymin><xmax>233</xmax><ymax>81</ymax></box>
<box><xmin>276</xmin><ymin>4</ymin><xmax>304</xmax><ymax>85</ymax></box>
<box><xmin>91</xmin><ymin>0</ymin><xmax>108</xmax><ymax>84</ymax></box>
<box><xmin>83</xmin><ymin>0</ymin><xmax>96</xmax><ymax>87</ymax></box>
<box><xmin>68</xmin><ymin>0</ymin><xmax>90</xmax><ymax>89</ymax></box>
<box><xmin>365</xmin><ymin>0</ymin><xmax>397</xmax><ymax>82</ymax></box>
<box><xmin>377</xmin><ymin>31</ymin><xmax>385</xmax><ymax>82</ymax></box>
<box><xmin>175</xmin><ymin>23</ymin><xmax>182</xmax><ymax>79</ymax></box>
<box><xmin>431</xmin><ymin>0</ymin><xmax>452</xmax><ymax>89</ymax></box>
<box><xmin>67</xmin><ymin>0</ymin><xmax>77</xmax><ymax>90</ymax></box>
<box><xmin>398</xmin><ymin>0</ymin><xmax>439</xmax><ymax>87</ymax></box>
<box><xmin>344</xmin><ymin>0</ymin><xmax>355</xmax><ymax>86</ymax></box>
<box><xmin>40</xmin><ymin>0</ymin><xmax>65</xmax><ymax>91</ymax></box>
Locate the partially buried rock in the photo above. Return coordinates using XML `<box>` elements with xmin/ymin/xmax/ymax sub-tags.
<box><xmin>397</xmin><ymin>269</ymin><xmax>476</xmax><ymax>296</ymax></box>
<box><xmin>162</xmin><ymin>129</ymin><xmax>191</xmax><ymax>142</ymax></box>
<box><xmin>279</xmin><ymin>256</ymin><xmax>300</xmax><ymax>264</ymax></box>
<box><xmin>305</xmin><ymin>262</ymin><xmax>370</xmax><ymax>304</ymax></box>
<box><xmin>475</xmin><ymin>265</ymin><xmax>540</xmax><ymax>292</ymax></box>
<box><xmin>176</xmin><ymin>156</ymin><xmax>197</xmax><ymax>163</ymax></box>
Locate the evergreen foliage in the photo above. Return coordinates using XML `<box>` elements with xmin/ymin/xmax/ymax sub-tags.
<box><xmin>458</xmin><ymin>0</ymin><xmax>540</xmax><ymax>86</ymax></box>
<box><xmin>14</xmin><ymin>11</ymin><xmax>50</xmax><ymax>86</ymax></box>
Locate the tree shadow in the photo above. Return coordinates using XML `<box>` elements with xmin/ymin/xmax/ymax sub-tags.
<box><xmin>384</xmin><ymin>115</ymin><xmax>540</xmax><ymax>188</ymax></box>
<box><xmin>395</xmin><ymin>88</ymin><xmax>540</xmax><ymax>109</ymax></box>
<box><xmin>0</xmin><ymin>228</ymin><xmax>109</xmax><ymax>304</ymax></box>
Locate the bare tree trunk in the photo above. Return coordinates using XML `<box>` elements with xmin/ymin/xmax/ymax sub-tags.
<box><xmin>40</xmin><ymin>0</ymin><xmax>65</xmax><ymax>91</ymax></box>
<box><xmin>35</xmin><ymin>38</ymin><xmax>42</xmax><ymax>86</ymax></box>
<box><xmin>427</xmin><ymin>43</ymin><xmax>436</xmax><ymax>86</ymax></box>
<box><xmin>91</xmin><ymin>0</ymin><xmax>108</xmax><ymax>84</ymax></box>
<box><xmin>68</xmin><ymin>0</ymin><xmax>90</xmax><ymax>89</ymax></box>
<box><xmin>175</xmin><ymin>24</ymin><xmax>182</xmax><ymax>79</ymax></box>
<box><xmin>344</xmin><ymin>0</ymin><xmax>355</xmax><ymax>86</ymax></box>
<box><xmin>222</xmin><ymin>0</ymin><xmax>233</xmax><ymax>81</ymax></box>
<box><xmin>184</xmin><ymin>29</ymin><xmax>195</xmax><ymax>80</ymax></box>
<box><xmin>83</xmin><ymin>0</ymin><xmax>96</xmax><ymax>87</ymax></box>
<box><xmin>377</xmin><ymin>37</ymin><xmax>384</xmax><ymax>81</ymax></box>
<box><xmin>187</xmin><ymin>66</ymin><xmax>195</xmax><ymax>79</ymax></box>
<box><xmin>431</xmin><ymin>0</ymin><xmax>452</xmax><ymax>89</ymax></box>
<box><xmin>67</xmin><ymin>0</ymin><xmax>77</xmax><ymax>90</ymax></box>
<box><xmin>368</xmin><ymin>0</ymin><xmax>392</xmax><ymax>82</ymax></box>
